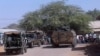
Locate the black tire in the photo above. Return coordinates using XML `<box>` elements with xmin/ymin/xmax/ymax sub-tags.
<box><xmin>72</xmin><ymin>44</ymin><xmax>75</xmax><ymax>48</ymax></box>
<box><xmin>51</xmin><ymin>39</ymin><xmax>59</xmax><ymax>47</ymax></box>
<box><xmin>20</xmin><ymin>49</ymin><xmax>24</xmax><ymax>54</ymax></box>
<box><xmin>24</xmin><ymin>48</ymin><xmax>27</xmax><ymax>53</ymax></box>
<box><xmin>5</xmin><ymin>49</ymin><xmax>10</xmax><ymax>55</ymax></box>
<box><xmin>53</xmin><ymin>44</ymin><xmax>59</xmax><ymax>47</ymax></box>
<box><xmin>38</xmin><ymin>42</ymin><xmax>41</xmax><ymax>47</ymax></box>
<box><xmin>29</xmin><ymin>42</ymin><xmax>34</xmax><ymax>48</ymax></box>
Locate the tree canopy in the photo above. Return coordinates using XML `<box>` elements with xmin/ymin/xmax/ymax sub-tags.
<box><xmin>19</xmin><ymin>1</ymin><xmax>92</xmax><ymax>34</ymax></box>
<box><xmin>87</xmin><ymin>9</ymin><xmax>100</xmax><ymax>20</ymax></box>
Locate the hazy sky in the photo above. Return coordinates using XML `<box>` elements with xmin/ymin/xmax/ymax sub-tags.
<box><xmin>0</xmin><ymin>0</ymin><xmax>100</xmax><ymax>28</ymax></box>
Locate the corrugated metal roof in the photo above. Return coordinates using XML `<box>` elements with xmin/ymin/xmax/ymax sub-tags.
<box><xmin>89</xmin><ymin>21</ymin><xmax>100</xmax><ymax>28</ymax></box>
<box><xmin>92</xmin><ymin>29</ymin><xmax>100</xmax><ymax>32</ymax></box>
<box><xmin>89</xmin><ymin>21</ymin><xmax>100</xmax><ymax>32</ymax></box>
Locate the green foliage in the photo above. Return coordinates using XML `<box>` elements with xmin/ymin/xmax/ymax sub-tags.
<box><xmin>19</xmin><ymin>11</ymin><xmax>43</xmax><ymax>30</ymax></box>
<box><xmin>69</xmin><ymin>14</ymin><xmax>92</xmax><ymax>33</ymax></box>
<box><xmin>87</xmin><ymin>9</ymin><xmax>100</xmax><ymax>20</ymax></box>
<box><xmin>19</xmin><ymin>1</ymin><xmax>92</xmax><ymax>33</ymax></box>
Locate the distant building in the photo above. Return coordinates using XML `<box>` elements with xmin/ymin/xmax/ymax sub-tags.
<box><xmin>89</xmin><ymin>21</ymin><xmax>100</xmax><ymax>33</ymax></box>
<box><xmin>0</xmin><ymin>29</ymin><xmax>18</xmax><ymax>33</ymax></box>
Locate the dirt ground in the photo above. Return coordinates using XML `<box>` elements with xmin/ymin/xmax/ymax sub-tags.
<box><xmin>85</xmin><ymin>43</ymin><xmax>100</xmax><ymax>56</ymax></box>
<box><xmin>0</xmin><ymin>44</ymin><xmax>99</xmax><ymax>56</ymax></box>
<box><xmin>0</xmin><ymin>46</ymin><xmax>4</xmax><ymax>52</ymax></box>
<box><xmin>16</xmin><ymin>44</ymin><xmax>87</xmax><ymax>56</ymax></box>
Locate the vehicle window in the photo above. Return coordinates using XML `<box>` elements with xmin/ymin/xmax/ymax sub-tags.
<box><xmin>6</xmin><ymin>34</ymin><xmax>21</xmax><ymax>41</ymax></box>
<box><xmin>26</xmin><ymin>34</ymin><xmax>34</xmax><ymax>38</ymax></box>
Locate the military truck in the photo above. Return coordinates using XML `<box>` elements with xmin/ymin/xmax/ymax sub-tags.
<box><xmin>25</xmin><ymin>31</ymin><xmax>43</xmax><ymax>48</ymax></box>
<box><xmin>51</xmin><ymin>30</ymin><xmax>77</xmax><ymax>48</ymax></box>
<box><xmin>4</xmin><ymin>31</ymin><xmax>27</xmax><ymax>54</ymax></box>
<box><xmin>25</xmin><ymin>32</ymin><xmax>36</xmax><ymax>48</ymax></box>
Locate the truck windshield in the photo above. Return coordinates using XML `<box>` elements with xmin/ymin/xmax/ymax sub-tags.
<box><xmin>26</xmin><ymin>33</ymin><xmax>34</xmax><ymax>38</ymax></box>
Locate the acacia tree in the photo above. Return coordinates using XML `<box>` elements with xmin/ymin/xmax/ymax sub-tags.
<box><xmin>19</xmin><ymin>1</ymin><xmax>92</xmax><ymax>34</ymax></box>
<box><xmin>69</xmin><ymin>14</ymin><xmax>92</xmax><ymax>33</ymax></box>
<box><xmin>19</xmin><ymin>11</ymin><xmax>43</xmax><ymax>30</ymax></box>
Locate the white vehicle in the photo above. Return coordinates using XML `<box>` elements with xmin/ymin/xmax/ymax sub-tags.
<box><xmin>0</xmin><ymin>29</ymin><xmax>18</xmax><ymax>45</ymax></box>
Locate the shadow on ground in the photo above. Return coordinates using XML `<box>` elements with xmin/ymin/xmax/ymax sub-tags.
<box><xmin>43</xmin><ymin>45</ymin><xmax>71</xmax><ymax>49</ymax></box>
<box><xmin>72</xmin><ymin>46</ymin><xmax>85</xmax><ymax>51</ymax></box>
<box><xmin>72</xmin><ymin>44</ymin><xmax>100</xmax><ymax>56</ymax></box>
<box><xmin>84</xmin><ymin>44</ymin><xmax>100</xmax><ymax>56</ymax></box>
<box><xmin>0</xmin><ymin>52</ymin><xmax>24</xmax><ymax>56</ymax></box>
<box><xmin>0</xmin><ymin>52</ymin><xmax>6</xmax><ymax>56</ymax></box>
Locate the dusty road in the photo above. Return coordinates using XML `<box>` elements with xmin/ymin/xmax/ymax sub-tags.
<box><xmin>0</xmin><ymin>44</ymin><xmax>89</xmax><ymax>56</ymax></box>
<box><xmin>17</xmin><ymin>44</ymin><xmax>87</xmax><ymax>56</ymax></box>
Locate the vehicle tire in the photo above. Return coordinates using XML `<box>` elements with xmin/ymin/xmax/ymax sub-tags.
<box><xmin>20</xmin><ymin>49</ymin><xmax>24</xmax><ymax>54</ymax></box>
<box><xmin>38</xmin><ymin>42</ymin><xmax>41</xmax><ymax>47</ymax></box>
<box><xmin>51</xmin><ymin>39</ymin><xmax>59</xmax><ymax>47</ymax></box>
<box><xmin>72</xmin><ymin>37</ymin><xmax>77</xmax><ymax>49</ymax></box>
<box><xmin>5</xmin><ymin>49</ymin><xmax>10</xmax><ymax>55</ymax></box>
<box><xmin>29</xmin><ymin>42</ymin><xmax>34</xmax><ymax>48</ymax></box>
<box><xmin>24</xmin><ymin>48</ymin><xmax>27</xmax><ymax>53</ymax></box>
<box><xmin>53</xmin><ymin>44</ymin><xmax>59</xmax><ymax>47</ymax></box>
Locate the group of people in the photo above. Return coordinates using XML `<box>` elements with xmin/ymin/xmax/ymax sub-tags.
<box><xmin>77</xmin><ymin>33</ymin><xmax>100</xmax><ymax>43</ymax></box>
<box><xmin>42</xmin><ymin>33</ymin><xmax>51</xmax><ymax>45</ymax></box>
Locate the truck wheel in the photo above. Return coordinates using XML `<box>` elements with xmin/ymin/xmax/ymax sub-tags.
<box><xmin>38</xmin><ymin>42</ymin><xmax>41</xmax><ymax>47</ymax></box>
<box><xmin>51</xmin><ymin>39</ymin><xmax>59</xmax><ymax>47</ymax></box>
<box><xmin>5</xmin><ymin>49</ymin><xmax>10</xmax><ymax>55</ymax></box>
<box><xmin>29</xmin><ymin>42</ymin><xmax>34</xmax><ymax>48</ymax></box>
<box><xmin>21</xmin><ymin>49</ymin><xmax>24</xmax><ymax>54</ymax></box>
<box><xmin>72</xmin><ymin>44</ymin><xmax>75</xmax><ymax>48</ymax></box>
<box><xmin>72</xmin><ymin>37</ymin><xmax>77</xmax><ymax>49</ymax></box>
<box><xmin>38</xmin><ymin>43</ymin><xmax>40</xmax><ymax>47</ymax></box>
<box><xmin>31</xmin><ymin>42</ymin><xmax>34</xmax><ymax>48</ymax></box>
<box><xmin>53</xmin><ymin>44</ymin><xmax>59</xmax><ymax>47</ymax></box>
<box><xmin>24</xmin><ymin>48</ymin><xmax>27</xmax><ymax>53</ymax></box>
